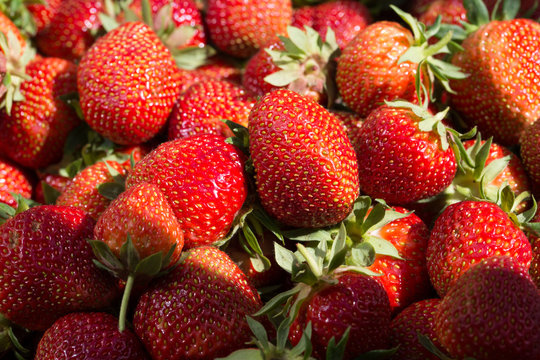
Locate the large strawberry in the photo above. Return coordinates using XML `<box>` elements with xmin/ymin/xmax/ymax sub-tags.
<box><xmin>126</xmin><ymin>134</ymin><xmax>247</xmax><ymax>248</ymax></box>
<box><xmin>248</xmin><ymin>89</ymin><xmax>359</xmax><ymax>228</ymax></box>
<box><xmin>435</xmin><ymin>256</ymin><xmax>540</xmax><ymax>360</ymax></box>
<box><xmin>0</xmin><ymin>57</ymin><xmax>80</xmax><ymax>169</ymax></box>
<box><xmin>0</xmin><ymin>156</ymin><xmax>33</xmax><ymax>207</ymax></box>
<box><xmin>133</xmin><ymin>246</ymin><xmax>262</xmax><ymax>359</ymax></box>
<box><xmin>0</xmin><ymin>205</ymin><xmax>118</xmax><ymax>331</ymax></box>
<box><xmin>35</xmin><ymin>312</ymin><xmax>149</xmax><ymax>360</ymax></box>
<box><xmin>77</xmin><ymin>21</ymin><xmax>181</xmax><ymax>145</ymax></box>
<box><xmin>205</xmin><ymin>0</ymin><xmax>292</xmax><ymax>58</ymax></box>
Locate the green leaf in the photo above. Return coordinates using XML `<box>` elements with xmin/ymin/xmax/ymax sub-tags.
<box><xmin>246</xmin><ymin>316</ymin><xmax>269</xmax><ymax>351</ymax></box>
<box><xmin>141</xmin><ymin>0</ymin><xmax>154</xmax><ymax>28</ymax></box>
<box><xmin>0</xmin><ymin>203</ymin><xmax>16</xmax><ymax>220</ymax></box>
<box><xmin>274</xmin><ymin>241</ymin><xmax>296</xmax><ymax>274</ymax></box>
<box><xmin>119</xmin><ymin>235</ymin><xmax>141</xmax><ymax>272</ymax></box>
<box><xmin>253</xmin><ymin>286</ymin><xmax>302</xmax><ymax>316</ymax></box>
<box><xmin>463</xmin><ymin>0</ymin><xmax>490</xmax><ymax>25</ymax></box>
<box><xmin>98</xmin><ymin>182</ymin><xmax>125</xmax><ymax>200</ymax></box>
<box><xmin>62</xmin><ymin>158</ymin><xmax>84</xmax><ymax>178</ymax></box>
<box><xmin>264</xmin><ymin>68</ymin><xmax>301</xmax><ymax>87</ymax></box>
<box><xmin>41</xmin><ymin>181</ymin><xmax>61</xmax><ymax>205</ymax></box>
<box><xmin>134</xmin><ymin>252</ymin><xmax>164</xmax><ymax>277</ymax></box>
<box><xmin>98</xmin><ymin>13</ymin><xmax>120</xmax><ymax>32</ymax></box>
<box><xmin>88</xmin><ymin>239</ymin><xmax>124</xmax><ymax>272</ymax></box>
<box><xmin>481</xmin><ymin>157</ymin><xmax>510</xmax><ymax>186</ymax></box>
<box><xmin>283</xmin><ymin>228</ymin><xmax>334</xmax><ymax>242</ymax></box>
<box><xmin>326</xmin><ymin>327</ymin><xmax>350</xmax><ymax>360</ymax></box>
<box><xmin>360</xmin><ymin>204</ymin><xmax>385</xmax><ymax>235</ymax></box>
<box><xmin>353</xmin><ymin>347</ymin><xmax>399</xmax><ymax>360</ymax></box>
<box><xmin>286</xmin><ymin>26</ymin><xmax>310</xmax><ymax>54</ymax></box>
<box><xmin>216</xmin><ymin>349</ymin><xmax>264</xmax><ymax>360</ymax></box>
<box><xmin>501</xmin><ymin>0</ymin><xmax>521</xmax><ymax>19</ymax></box>
<box><xmin>349</xmin><ymin>242</ymin><xmax>376</xmax><ymax>267</ymax></box>
<box><xmin>296</xmin><ymin>243</ymin><xmax>323</xmax><ymax>278</ymax></box>
<box><xmin>327</xmin><ymin>223</ymin><xmax>348</xmax><ymax>272</ymax></box>
<box><xmin>417</xmin><ymin>333</ymin><xmax>454</xmax><ymax>360</ymax></box>
<box><xmin>289</xmin><ymin>322</ymin><xmax>313</xmax><ymax>358</ymax></box>
<box><xmin>335</xmin><ymin>265</ymin><xmax>382</xmax><ymax>277</ymax></box>
<box><xmin>364</xmin><ymin>236</ymin><xmax>404</xmax><ymax>260</ymax></box>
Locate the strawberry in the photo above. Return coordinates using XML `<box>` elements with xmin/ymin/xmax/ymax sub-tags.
<box><xmin>520</xmin><ymin>117</ymin><xmax>540</xmax><ymax>195</ymax></box>
<box><xmin>168</xmin><ymin>80</ymin><xmax>255</xmax><ymax>140</ymax></box>
<box><xmin>330</xmin><ymin>110</ymin><xmax>363</xmax><ymax>150</ymax></box>
<box><xmin>26</xmin><ymin>0</ymin><xmax>63</xmax><ymax>33</ymax></box>
<box><xmin>56</xmin><ymin>160</ymin><xmax>127</xmax><ymax>221</ymax></box>
<box><xmin>126</xmin><ymin>134</ymin><xmax>247</xmax><ymax>248</ymax></box>
<box><xmin>35</xmin><ymin>0</ymin><xmax>103</xmax><ymax>60</ymax></box>
<box><xmin>133</xmin><ymin>246</ymin><xmax>262</xmax><ymax>359</ymax></box>
<box><xmin>34</xmin><ymin>312</ymin><xmax>149</xmax><ymax>360</ymax></box>
<box><xmin>33</xmin><ymin>174</ymin><xmax>70</xmax><ymax>205</ymax></box>
<box><xmin>248</xmin><ymin>89</ymin><xmax>359</xmax><ymax>228</ymax></box>
<box><xmin>531</xmin><ymin>235</ymin><xmax>540</xmax><ymax>288</ymax></box>
<box><xmin>0</xmin><ymin>205</ymin><xmax>118</xmax><ymax>331</ymax></box>
<box><xmin>0</xmin><ymin>57</ymin><xmax>80</xmax><ymax>169</ymax></box>
<box><xmin>389</xmin><ymin>299</ymin><xmax>444</xmax><ymax>360</ymax></box>
<box><xmin>77</xmin><ymin>21</ymin><xmax>181</xmax><ymax>145</ymax></box>
<box><xmin>0</xmin><ymin>156</ymin><xmax>33</xmax><ymax>207</ymax></box>
<box><xmin>241</xmin><ymin>39</ymin><xmax>285</xmax><ymax>98</ymax></box>
<box><xmin>435</xmin><ymin>256</ymin><xmax>540</xmax><ymax>360</ymax></box>
<box><xmin>205</xmin><ymin>0</ymin><xmax>292</xmax><ymax>58</ymax></box>
<box><xmin>426</xmin><ymin>200</ymin><xmax>532</xmax><ymax>297</ymax></box>
<box><xmin>175</xmin><ymin>56</ymin><xmax>242</xmax><ymax>94</ymax></box>
<box><xmin>417</xmin><ymin>0</ymin><xmax>466</xmax><ymax>27</ymax></box>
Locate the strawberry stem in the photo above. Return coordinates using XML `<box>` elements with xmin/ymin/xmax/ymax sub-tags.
<box><xmin>118</xmin><ymin>273</ymin><xmax>135</xmax><ymax>333</ymax></box>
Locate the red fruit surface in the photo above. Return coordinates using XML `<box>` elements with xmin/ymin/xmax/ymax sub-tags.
<box><xmin>133</xmin><ymin>246</ymin><xmax>262</xmax><ymax>360</ymax></box>
<box><xmin>0</xmin><ymin>11</ymin><xmax>26</xmax><ymax>49</ymax></box>
<box><xmin>331</xmin><ymin>110</ymin><xmax>364</xmax><ymax>150</ymax></box>
<box><xmin>0</xmin><ymin>156</ymin><xmax>33</xmax><ymax>207</ymax></box>
<box><xmin>0</xmin><ymin>57</ymin><xmax>80</xmax><ymax>169</ymax></box>
<box><xmin>289</xmin><ymin>273</ymin><xmax>392</xmax><ymax>359</ymax></box>
<box><xmin>27</xmin><ymin>0</ymin><xmax>63</xmax><ymax>32</ymax></box>
<box><xmin>426</xmin><ymin>200</ymin><xmax>532</xmax><ymax>297</ymax></box>
<box><xmin>126</xmin><ymin>134</ymin><xmax>247</xmax><ymax>248</ymax></box>
<box><xmin>0</xmin><ymin>205</ymin><xmax>118</xmax><ymax>331</ymax></box>
<box><xmin>33</xmin><ymin>173</ymin><xmax>70</xmax><ymax>204</ymax></box>
<box><xmin>520</xmin><ymin>117</ymin><xmax>540</xmax><ymax>194</ymax></box>
<box><xmin>435</xmin><ymin>256</ymin><xmax>540</xmax><ymax>360</ymax></box>
<box><xmin>417</xmin><ymin>0</ymin><xmax>466</xmax><ymax>27</ymax></box>
<box><xmin>242</xmin><ymin>39</ymin><xmax>284</xmax><ymax>98</ymax></box>
<box><xmin>248</xmin><ymin>89</ymin><xmax>359</xmax><ymax>228</ymax></box>
<box><xmin>77</xmin><ymin>21</ymin><xmax>181</xmax><ymax>145</ymax></box>
<box><xmin>35</xmin><ymin>312</ymin><xmax>149</xmax><ymax>360</ymax></box>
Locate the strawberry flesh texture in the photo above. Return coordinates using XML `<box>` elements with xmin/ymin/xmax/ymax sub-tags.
<box><xmin>0</xmin><ymin>157</ymin><xmax>33</xmax><ymax>207</ymax></box>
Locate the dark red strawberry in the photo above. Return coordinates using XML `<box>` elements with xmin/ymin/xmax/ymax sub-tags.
<box><xmin>0</xmin><ymin>156</ymin><xmax>33</xmax><ymax>207</ymax></box>
<box><xmin>0</xmin><ymin>205</ymin><xmax>118</xmax><ymax>331</ymax></box>
<box><xmin>133</xmin><ymin>246</ymin><xmax>262</xmax><ymax>360</ymax></box>
<box><xmin>520</xmin><ymin>117</ymin><xmax>540</xmax><ymax>195</ymax></box>
<box><xmin>35</xmin><ymin>312</ymin><xmax>149</xmax><ymax>360</ymax></box>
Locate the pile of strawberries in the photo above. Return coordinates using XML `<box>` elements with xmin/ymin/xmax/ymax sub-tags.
<box><xmin>0</xmin><ymin>0</ymin><xmax>539</xmax><ymax>359</ymax></box>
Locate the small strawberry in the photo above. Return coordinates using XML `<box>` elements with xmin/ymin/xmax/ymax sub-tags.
<box><xmin>133</xmin><ymin>246</ymin><xmax>262</xmax><ymax>360</ymax></box>
<box><xmin>34</xmin><ymin>312</ymin><xmax>149</xmax><ymax>360</ymax></box>
<box><xmin>0</xmin><ymin>205</ymin><xmax>118</xmax><ymax>331</ymax></box>
<box><xmin>126</xmin><ymin>134</ymin><xmax>247</xmax><ymax>248</ymax></box>
<box><xmin>435</xmin><ymin>256</ymin><xmax>540</xmax><ymax>360</ymax></box>
<box><xmin>0</xmin><ymin>156</ymin><xmax>33</xmax><ymax>207</ymax></box>
<box><xmin>248</xmin><ymin>89</ymin><xmax>359</xmax><ymax>228</ymax></box>
<box><xmin>205</xmin><ymin>0</ymin><xmax>292</xmax><ymax>58</ymax></box>
<box><xmin>77</xmin><ymin>21</ymin><xmax>181</xmax><ymax>145</ymax></box>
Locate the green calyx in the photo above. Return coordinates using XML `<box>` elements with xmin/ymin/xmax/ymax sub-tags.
<box><xmin>0</xmin><ymin>314</ymin><xmax>31</xmax><ymax>360</ymax></box>
<box><xmin>264</xmin><ymin>25</ymin><xmax>340</xmax><ymax>106</ymax></box>
<box><xmin>97</xmin><ymin>161</ymin><xmax>127</xmax><ymax>201</ymax></box>
<box><xmin>0</xmin><ymin>193</ymin><xmax>39</xmax><ymax>225</ymax></box>
<box><xmin>0</xmin><ymin>0</ymin><xmax>40</xmax><ymax>37</ymax></box>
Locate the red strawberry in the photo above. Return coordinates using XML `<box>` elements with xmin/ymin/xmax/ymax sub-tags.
<box><xmin>0</xmin><ymin>57</ymin><xmax>80</xmax><ymax>169</ymax></box>
<box><xmin>77</xmin><ymin>21</ymin><xmax>181</xmax><ymax>145</ymax></box>
<box><xmin>248</xmin><ymin>89</ymin><xmax>359</xmax><ymax>228</ymax></box>
<box><xmin>0</xmin><ymin>205</ymin><xmax>118</xmax><ymax>331</ymax></box>
<box><xmin>291</xmin><ymin>6</ymin><xmax>314</xmax><ymax>28</ymax></box>
<box><xmin>35</xmin><ymin>312</ymin><xmax>149</xmax><ymax>360</ymax></box>
<box><xmin>168</xmin><ymin>80</ymin><xmax>255</xmax><ymax>140</ymax></box>
<box><xmin>435</xmin><ymin>256</ymin><xmax>540</xmax><ymax>360</ymax></box>
<box><xmin>389</xmin><ymin>299</ymin><xmax>444</xmax><ymax>360</ymax></box>
<box><xmin>35</xmin><ymin>0</ymin><xmax>103</xmax><ymax>60</ymax></box>
<box><xmin>417</xmin><ymin>0</ymin><xmax>466</xmax><ymax>27</ymax></box>
<box><xmin>531</xmin><ymin>235</ymin><xmax>540</xmax><ymax>288</ymax></box>
<box><xmin>449</xmin><ymin>18</ymin><xmax>540</xmax><ymax>145</ymax></box>
<box><xmin>133</xmin><ymin>246</ymin><xmax>262</xmax><ymax>360</ymax></box>
<box><xmin>330</xmin><ymin>110</ymin><xmax>364</xmax><ymax>150</ymax></box>
<box><xmin>426</xmin><ymin>200</ymin><xmax>532</xmax><ymax>297</ymax></box>
<box><xmin>33</xmin><ymin>173</ymin><xmax>70</xmax><ymax>205</ymax></box>
<box><xmin>27</xmin><ymin>0</ymin><xmax>63</xmax><ymax>32</ymax></box>
<box><xmin>520</xmin><ymin>117</ymin><xmax>540</xmax><ymax>195</ymax></box>
<box><xmin>176</xmin><ymin>56</ymin><xmax>242</xmax><ymax>94</ymax></box>
<box><xmin>0</xmin><ymin>156</ymin><xmax>33</xmax><ymax>207</ymax></box>
<box><xmin>205</xmin><ymin>0</ymin><xmax>292</xmax><ymax>58</ymax></box>
<box><xmin>241</xmin><ymin>39</ymin><xmax>285</xmax><ymax>98</ymax></box>
<box><xmin>126</xmin><ymin>134</ymin><xmax>247</xmax><ymax>248</ymax></box>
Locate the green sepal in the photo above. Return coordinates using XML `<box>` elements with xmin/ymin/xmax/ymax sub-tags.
<box><xmin>353</xmin><ymin>347</ymin><xmax>400</xmax><ymax>360</ymax></box>
<box><xmin>0</xmin><ymin>193</ymin><xmax>38</xmax><ymax>224</ymax></box>
<box><xmin>325</xmin><ymin>326</ymin><xmax>350</xmax><ymax>360</ymax></box>
<box><xmin>463</xmin><ymin>0</ymin><xmax>490</xmax><ymax>26</ymax></box>
<box><xmin>282</xmin><ymin>228</ymin><xmax>334</xmax><ymax>242</ymax></box>
<box><xmin>40</xmin><ymin>181</ymin><xmax>61</xmax><ymax>205</ymax></box>
<box><xmin>348</xmin><ymin>242</ymin><xmax>376</xmax><ymax>268</ymax></box>
<box><xmin>274</xmin><ymin>241</ymin><xmax>296</xmax><ymax>274</ymax></box>
<box><xmin>0</xmin><ymin>0</ymin><xmax>41</xmax><ymax>37</ymax></box>
<box><xmin>172</xmin><ymin>45</ymin><xmax>216</xmax><ymax>70</ymax></box>
<box><xmin>89</xmin><ymin>239</ymin><xmax>126</xmax><ymax>275</ymax></box>
<box><xmin>223</xmin><ymin>119</ymin><xmax>250</xmax><ymax>156</ymax></box>
<box><xmin>216</xmin><ymin>349</ymin><xmax>264</xmax><ymax>360</ymax></box>
<box><xmin>98</xmin><ymin>182</ymin><xmax>125</xmax><ymax>200</ymax></box>
<box><xmin>98</xmin><ymin>13</ymin><xmax>121</xmax><ymax>32</ymax></box>
<box><xmin>253</xmin><ymin>286</ymin><xmax>303</xmax><ymax>316</ymax></box>
<box><xmin>417</xmin><ymin>333</ymin><xmax>455</xmax><ymax>360</ymax></box>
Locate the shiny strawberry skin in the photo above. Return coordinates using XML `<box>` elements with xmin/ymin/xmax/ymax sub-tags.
<box><xmin>0</xmin><ymin>205</ymin><xmax>119</xmax><ymax>331</ymax></box>
<box><xmin>389</xmin><ymin>299</ymin><xmax>443</xmax><ymax>360</ymax></box>
<box><xmin>133</xmin><ymin>246</ymin><xmax>262</xmax><ymax>360</ymax></box>
<box><xmin>35</xmin><ymin>312</ymin><xmax>149</xmax><ymax>360</ymax></box>
<box><xmin>205</xmin><ymin>0</ymin><xmax>292</xmax><ymax>58</ymax></box>
<box><xmin>77</xmin><ymin>21</ymin><xmax>181</xmax><ymax>145</ymax></box>
<box><xmin>0</xmin><ymin>156</ymin><xmax>33</xmax><ymax>207</ymax></box>
<box><xmin>35</xmin><ymin>0</ymin><xmax>102</xmax><ymax>60</ymax></box>
<box><xmin>449</xmin><ymin>19</ymin><xmax>540</xmax><ymax>146</ymax></box>
<box><xmin>242</xmin><ymin>39</ymin><xmax>284</xmax><ymax>98</ymax></box>
<box><xmin>355</xmin><ymin>105</ymin><xmax>456</xmax><ymax>205</ymax></box>
<box><xmin>56</xmin><ymin>161</ymin><xmax>127</xmax><ymax>221</ymax></box>
<box><xmin>426</xmin><ymin>200</ymin><xmax>532</xmax><ymax>297</ymax></box>
<box><xmin>367</xmin><ymin>207</ymin><xmax>432</xmax><ymax>315</ymax></box>
<box><xmin>331</xmin><ymin>110</ymin><xmax>364</xmax><ymax>150</ymax></box>
<box><xmin>0</xmin><ymin>57</ymin><xmax>80</xmax><ymax>169</ymax></box>
<box><xmin>94</xmin><ymin>182</ymin><xmax>184</xmax><ymax>261</ymax></box>
<box><xmin>336</xmin><ymin>21</ymin><xmax>418</xmax><ymax>118</ymax></box>
<box><xmin>435</xmin><ymin>256</ymin><xmax>540</xmax><ymax>360</ymax></box>
<box><xmin>126</xmin><ymin>134</ymin><xmax>247</xmax><ymax>248</ymax></box>
<box><xmin>248</xmin><ymin>89</ymin><xmax>359</xmax><ymax>228</ymax></box>
<box><xmin>289</xmin><ymin>273</ymin><xmax>392</xmax><ymax>359</ymax></box>
<box><xmin>168</xmin><ymin>80</ymin><xmax>255</xmax><ymax>140</ymax></box>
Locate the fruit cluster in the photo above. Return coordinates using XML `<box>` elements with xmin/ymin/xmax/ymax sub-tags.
<box><xmin>0</xmin><ymin>0</ymin><xmax>539</xmax><ymax>359</ymax></box>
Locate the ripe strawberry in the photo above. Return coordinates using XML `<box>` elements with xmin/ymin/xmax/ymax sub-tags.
<box><xmin>126</xmin><ymin>134</ymin><xmax>247</xmax><ymax>248</ymax></box>
<box><xmin>354</xmin><ymin>104</ymin><xmax>456</xmax><ymax>205</ymax></box>
<box><xmin>168</xmin><ymin>80</ymin><xmax>255</xmax><ymax>140</ymax></box>
<box><xmin>520</xmin><ymin>117</ymin><xmax>540</xmax><ymax>194</ymax></box>
<box><xmin>330</xmin><ymin>110</ymin><xmax>364</xmax><ymax>150</ymax></box>
<box><xmin>291</xmin><ymin>6</ymin><xmax>314</xmax><ymax>28</ymax></box>
<box><xmin>241</xmin><ymin>39</ymin><xmax>285</xmax><ymax>98</ymax></box>
<box><xmin>33</xmin><ymin>174</ymin><xmax>70</xmax><ymax>205</ymax></box>
<box><xmin>0</xmin><ymin>205</ymin><xmax>118</xmax><ymax>331</ymax></box>
<box><xmin>0</xmin><ymin>57</ymin><xmax>80</xmax><ymax>169</ymax></box>
<box><xmin>0</xmin><ymin>156</ymin><xmax>33</xmax><ymax>207</ymax></box>
<box><xmin>531</xmin><ymin>235</ymin><xmax>540</xmax><ymax>288</ymax></box>
<box><xmin>56</xmin><ymin>160</ymin><xmax>127</xmax><ymax>221</ymax></box>
<box><xmin>449</xmin><ymin>18</ymin><xmax>540</xmax><ymax>145</ymax></box>
<box><xmin>205</xmin><ymin>0</ymin><xmax>292</xmax><ymax>58</ymax></box>
<box><xmin>426</xmin><ymin>200</ymin><xmax>532</xmax><ymax>297</ymax></box>
<box><xmin>35</xmin><ymin>0</ymin><xmax>103</xmax><ymax>60</ymax></box>
<box><xmin>417</xmin><ymin>0</ymin><xmax>466</xmax><ymax>27</ymax></box>
<box><xmin>176</xmin><ymin>56</ymin><xmax>242</xmax><ymax>94</ymax></box>
<box><xmin>77</xmin><ymin>21</ymin><xmax>181</xmax><ymax>145</ymax></box>
<box><xmin>27</xmin><ymin>0</ymin><xmax>63</xmax><ymax>32</ymax></box>
<box><xmin>35</xmin><ymin>312</ymin><xmax>149</xmax><ymax>360</ymax></box>
<box><xmin>0</xmin><ymin>11</ymin><xmax>26</xmax><ymax>49</ymax></box>
<box><xmin>435</xmin><ymin>256</ymin><xmax>540</xmax><ymax>360</ymax></box>
<box><xmin>133</xmin><ymin>246</ymin><xmax>262</xmax><ymax>360</ymax></box>
<box><xmin>248</xmin><ymin>89</ymin><xmax>359</xmax><ymax>228</ymax></box>
<box><xmin>389</xmin><ymin>299</ymin><xmax>444</xmax><ymax>360</ymax></box>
